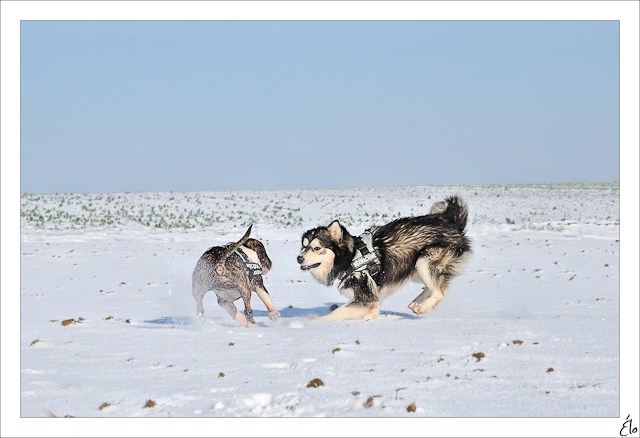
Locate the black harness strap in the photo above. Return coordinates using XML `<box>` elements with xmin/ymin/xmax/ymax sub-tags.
<box><xmin>353</xmin><ymin>236</ymin><xmax>380</xmax><ymax>277</ymax></box>
<box><xmin>235</xmin><ymin>248</ymin><xmax>262</xmax><ymax>279</ymax></box>
<box><xmin>338</xmin><ymin>230</ymin><xmax>380</xmax><ymax>281</ymax></box>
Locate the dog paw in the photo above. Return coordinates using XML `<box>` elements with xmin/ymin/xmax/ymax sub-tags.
<box><xmin>245</xmin><ymin>320</ymin><xmax>257</xmax><ymax>328</ymax></box>
<box><xmin>413</xmin><ymin>301</ymin><xmax>438</xmax><ymax>314</ymax></box>
<box><xmin>408</xmin><ymin>302</ymin><xmax>426</xmax><ymax>313</ymax></box>
<box><xmin>268</xmin><ymin>310</ymin><xmax>281</xmax><ymax>322</ymax></box>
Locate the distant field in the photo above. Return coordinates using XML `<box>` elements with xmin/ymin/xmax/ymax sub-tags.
<box><xmin>21</xmin><ymin>182</ymin><xmax>619</xmax><ymax>230</ymax></box>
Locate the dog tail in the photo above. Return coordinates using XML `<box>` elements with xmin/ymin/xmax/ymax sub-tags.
<box><xmin>430</xmin><ymin>196</ymin><xmax>469</xmax><ymax>233</ymax></box>
<box><xmin>224</xmin><ymin>225</ymin><xmax>253</xmax><ymax>259</ymax></box>
<box><xmin>215</xmin><ymin>225</ymin><xmax>253</xmax><ymax>274</ymax></box>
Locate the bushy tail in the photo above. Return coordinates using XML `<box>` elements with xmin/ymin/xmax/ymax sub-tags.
<box><xmin>430</xmin><ymin>196</ymin><xmax>469</xmax><ymax>233</ymax></box>
<box><xmin>215</xmin><ymin>225</ymin><xmax>253</xmax><ymax>275</ymax></box>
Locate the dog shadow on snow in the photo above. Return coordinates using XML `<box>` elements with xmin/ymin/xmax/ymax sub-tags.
<box><xmin>143</xmin><ymin>303</ymin><xmax>419</xmax><ymax>327</ymax></box>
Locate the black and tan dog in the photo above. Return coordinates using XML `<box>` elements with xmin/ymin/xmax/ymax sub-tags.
<box><xmin>192</xmin><ymin>226</ymin><xmax>280</xmax><ymax>327</ymax></box>
<box><xmin>297</xmin><ymin>196</ymin><xmax>472</xmax><ymax>321</ymax></box>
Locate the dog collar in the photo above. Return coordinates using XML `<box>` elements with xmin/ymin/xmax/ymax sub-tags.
<box><xmin>234</xmin><ymin>247</ymin><xmax>262</xmax><ymax>279</ymax></box>
<box><xmin>338</xmin><ymin>229</ymin><xmax>380</xmax><ymax>280</ymax></box>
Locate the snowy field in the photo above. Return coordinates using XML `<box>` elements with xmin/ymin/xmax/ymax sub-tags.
<box><xmin>14</xmin><ymin>182</ymin><xmax>632</xmax><ymax>433</ymax></box>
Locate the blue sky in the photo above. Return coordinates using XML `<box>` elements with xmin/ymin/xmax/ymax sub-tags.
<box><xmin>20</xmin><ymin>20</ymin><xmax>620</xmax><ymax>194</ymax></box>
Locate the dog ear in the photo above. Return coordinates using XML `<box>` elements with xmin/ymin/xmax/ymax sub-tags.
<box><xmin>327</xmin><ymin>220</ymin><xmax>343</xmax><ymax>241</ymax></box>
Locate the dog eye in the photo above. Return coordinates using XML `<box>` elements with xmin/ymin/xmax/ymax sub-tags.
<box><xmin>314</xmin><ymin>246</ymin><xmax>321</xmax><ymax>252</ymax></box>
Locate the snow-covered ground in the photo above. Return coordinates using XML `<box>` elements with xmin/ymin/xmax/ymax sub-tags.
<box><xmin>11</xmin><ymin>182</ymin><xmax>635</xmax><ymax>434</ymax></box>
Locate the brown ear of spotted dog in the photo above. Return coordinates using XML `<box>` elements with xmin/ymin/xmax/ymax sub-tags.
<box><xmin>192</xmin><ymin>225</ymin><xmax>280</xmax><ymax>328</ymax></box>
<box><xmin>297</xmin><ymin>196</ymin><xmax>472</xmax><ymax>321</ymax></box>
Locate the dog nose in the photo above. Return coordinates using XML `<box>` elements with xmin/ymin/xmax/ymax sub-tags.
<box><xmin>297</xmin><ymin>255</ymin><xmax>304</xmax><ymax>264</ymax></box>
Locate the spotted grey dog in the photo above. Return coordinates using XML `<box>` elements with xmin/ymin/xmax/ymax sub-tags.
<box><xmin>297</xmin><ymin>196</ymin><xmax>471</xmax><ymax>321</ymax></box>
<box><xmin>192</xmin><ymin>226</ymin><xmax>280</xmax><ymax>327</ymax></box>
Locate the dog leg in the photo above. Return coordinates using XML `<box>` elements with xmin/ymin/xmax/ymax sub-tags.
<box><xmin>217</xmin><ymin>295</ymin><xmax>241</xmax><ymax>321</ymax></box>
<box><xmin>363</xmin><ymin>301</ymin><xmax>381</xmax><ymax>320</ymax></box>
<box><xmin>255</xmin><ymin>288</ymin><xmax>280</xmax><ymax>322</ymax></box>
<box><xmin>408</xmin><ymin>286</ymin><xmax>432</xmax><ymax>312</ymax></box>
<box><xmin>232</xmin><ymin>309</ymin><xmax>247</xmax><ymax>326</ymax></box>
<box><xmin>313</xmin><ymin>271</ymin><xmax>380</xmax><ymax>321</ymax></box>
<box><xmin>192</xmin><ymin>283</ymin><xmax>208</xmax><ymax>317</ymax></box>
<box><xmin>251</xmin><ymin>277</ymin><xmax>280</xmax><ymax>321</ymax></box>
<box><xmin>240</xmin><ymin>286</ymin><xmax>257</xmax><ymax>328</ymax></box>
<box><xmin>216</xmin><ymin>295</ymin><xmax>246</xmax><ymax>325</ymax></box>
<box><xmin>411</xmin><ymin>258</ymin><xmax>447</xmax><ymax>314</ymax></box>
<box><xmin>215</xmin><ymin>294</ymin><xmax>254</xmax><ymax>328</ymax></box>
<box><xmin>413</xmin><ymin>288</ymin><xmax>446</xmax><ymax>314</ymax></box>
<box><xmin>312</xmin><ymin>301</ymin><xmax>379</xmax><ymax>321</ymax></box>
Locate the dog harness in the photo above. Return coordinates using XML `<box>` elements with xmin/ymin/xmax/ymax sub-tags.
<box><xmin>338</xmin><ymin>229</ymin><xmax>380</xmax><ymax>280</ymax></box>
<box><xmin>234</xmin><ymin>247</ymin><xmax>263</xmax><ymax>279</ymax></box>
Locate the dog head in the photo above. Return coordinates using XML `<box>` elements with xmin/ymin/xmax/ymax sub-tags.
<box><xmin>297</xmin><ymin>220</ymin><xmax>355</xmax><ymax>285</ymax></box>
<box><xmin>243</xmin><ymin>238</ymin><xmax>273</xmax><ymax>275</ymax></box>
